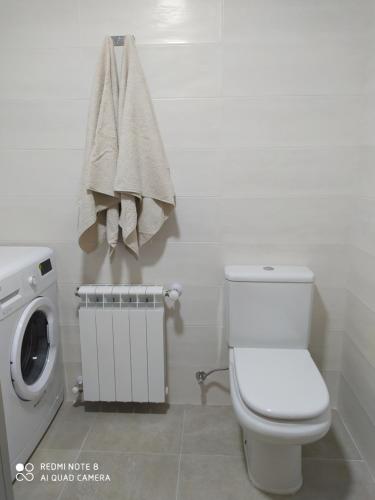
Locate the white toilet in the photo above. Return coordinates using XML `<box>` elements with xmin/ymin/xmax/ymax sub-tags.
<box><xmin>225</xmin><ymin>265</ymin><xmax>331</xmax><ymax>495</ymax></box>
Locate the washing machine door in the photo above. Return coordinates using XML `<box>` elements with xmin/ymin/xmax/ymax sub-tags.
<box><xmin>10</xmin><ymin>296</ymin><xmax>58</xmax><ymax>401</ymax></box>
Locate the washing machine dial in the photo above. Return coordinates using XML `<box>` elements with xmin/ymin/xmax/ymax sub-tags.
<box><xmin>28</xmin><ymin>275</ymin><xmax>37</xmax><ymax>287</ymax></box>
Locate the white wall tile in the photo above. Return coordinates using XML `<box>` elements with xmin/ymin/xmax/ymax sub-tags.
<box><xmin>0</xmin><ymin>99</ymin><xmax>87</xmax><ymax>149</ymax></box>
<box><xmin>63</xmin><ymin>361</ymin><xmax>83</xmax><ymax>400</ymax></box>
<box><xmin>78</xmin><ymin>0</ymin><xmax>221</xmax><ymax>46</ymax></box>
<box><xmin>220</xmin><ymin>147</ymin><xmax>358</xmax><ymax>197</ymax></box>
<box><xmin>118</xmin><ymin>241</ymin><xmax>222</xmax><ymax>286</ymax></box>
<box><xmin>0</xmin><ymin>48</ymin><xmax>94</xmax><ymax>100</ymax></box>
<box><xmin>310</xmin><ymin>330</ymin><xmax>343</xmax><ymax>371</ymax></box>
<box><xmin>223</xmin><ymin>37</ymin><xmax>365</xmax><ymax>96</ymax></box>
<box><xmin>167</xmin><ymin>364</ymin><xmax>203</xmax><ymax>404</ymax></box>
<box><xmin>0</xmin><ymin>149</ymin><xmax>83</xmax><ymax>196</ymax></box>
<box><xmin>342</xmin><ymin>335</ymin><xmax>375</xmax><ymax>426</ymax></box>
<box><xmin>58</xmin><ymin>284</ymin><xmax>80</xmax><ymax>326</ymax></box>
<box><xmin>223</xmin><ymin>0</ymin><xmax>370</xmax><ymax>42</ymax></box>
<box><xmin>167</xmin><ymin>148</ymin><xmax>220</xmax><ymax>196</ymax></box>
<box><xmin>60</xmin><ymin>325</ymin><xmax>81</xmax><ymax>363</ymax></box>
<box><xmin>363</xmin><ymin>94</ymin><xmax>375</xmax><ymax>146</ymax></box>
<box><xmin>341</xmin><ymin>26</ymin><xmax>375</xmax><ymax>464</ymax></box>
<box><xmin>346</xmin><ymin>291</ymin><xmax>375</xmax><ymax>369</ymax></box>
<box><xmin>358</xmin><ymin>147</ymin><xmax>375</xmax><ymax>197</ymax></box>
<box><xmin>167</xmin><ymin>363</ymin><xmax>230</xmax><ymax>405</ymax></box>
<box><xmin>364</xmin><ymin>33</ymin><xmax>375</xmax><ymax>94</ymax></box>
<box><xmin>139</xmin><ymin>44</ymin><xmax>221</xmax><ymax>98</ymax></box>
<box><xmin>0</xmin><ymin>197</ymin><xmax>76</xmax><ymax>242</ymax></box>
<box><xmin>350</xmin><ymin>197</ymin><xmax>375</xmax><ymax>255</ymax></box>
<box><xmin>348</xmin><ymin>247</ymin><xmax>375</xmax><ymax>310</ymax></box>
<box><xmin>165</xmin><ymin>286</ymin><xmax>222</xmax><ymax>328</ymax></box>
<box><xmin>0</xmin><ymin>0</ymin><xmax>79</xmax><ymax>49</ymax></box>
<box><xmin>311</xmin><ymin>287</ymin><xmax>347</xmax><ymax>336</ymax></box>
<box><xmin>321</xmin><ymin>370</ymin><xmax>340</xmax><ymax>408</ymax></box>
<box><xmin>154</xmin><ymin>99</ymin><xmax>221</xmax><ymax>148</ymax></box>
<box><xmin>0</xmin><ymin>0</ymin><xmax>370</xmax><ymax>415</ymax></box>
<box><xmin>339</xmin><ymin>377</ymin><xmax>375</xmax><ymax>477</ymax></box>
<box><xmin>53</xmin><ymin>241</ymin><xmax>222</xmax><ymax>286</ymax></box>
<box><xmin>223</xmin><ymin>97</ymin><xmax>362</xmax><ymax>148</ymax></box>
<box><xmin>219</xmin><ymin>197</ymin><xmax>350</xmax><ymax>245</ymax></box>
<box><xmin>167</xmin><ymin>325</ymin><xmax>221</xmax><ymax>366</ymax></box>
<box><xmin>154</xmin><ymin>197</ymin><xmax>220</xmax><ymax>243</ymax></box>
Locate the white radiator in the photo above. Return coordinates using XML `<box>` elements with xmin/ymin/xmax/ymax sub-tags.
<box><xmin>77</xmin><ymin>285</ymin><xmax>166</xmax><ymax>403</ymax></box>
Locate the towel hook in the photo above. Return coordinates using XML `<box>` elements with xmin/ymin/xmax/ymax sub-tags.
<box><xmin>111</xmin><ymin>34</ymin><xmax>135</xmax><ymax>46</ymax></box>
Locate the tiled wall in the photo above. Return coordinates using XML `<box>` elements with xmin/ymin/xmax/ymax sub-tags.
<box><xmin>338</xmin><ymin>2</ymin><xmax>375</xmax><ymax>477</ymax></box>
<box><xmin>0</xmin><ymin>0</ymin><xmax>369</xmax><ymax>405</ymax></box>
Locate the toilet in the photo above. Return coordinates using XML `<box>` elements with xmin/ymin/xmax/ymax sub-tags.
<box><xmin>225</xmin><ymin>265</ymin><xmax>331</xmax><ymax>495</ymax></box>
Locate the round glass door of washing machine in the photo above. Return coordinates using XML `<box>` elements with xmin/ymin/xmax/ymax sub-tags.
<box><xmin>10</xmin><ymin>296</ymin><xmax>58</xmax><ymax>401</ymax></box>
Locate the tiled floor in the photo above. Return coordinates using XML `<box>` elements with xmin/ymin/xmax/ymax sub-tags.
<box><xmin>13</xmin><ymin>403</ymin><xmax>375</xmax><ymax>500</ymax></box>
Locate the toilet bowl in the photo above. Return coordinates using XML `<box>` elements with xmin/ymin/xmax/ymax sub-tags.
<box><xmin>229</xmin><ymin>348</ymin><xmax>331</xmax><ymax>494</ymax></box>
<box><xmin>224</xmin><ymin>265</ymin><xmax>331</xmax><ymax>494</ymax></box>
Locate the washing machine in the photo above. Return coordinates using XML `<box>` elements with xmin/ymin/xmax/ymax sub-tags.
<box><xmin>0</xmin><ymin>246</ymin><xmax>64</xmax><ymax>479</ymax></box>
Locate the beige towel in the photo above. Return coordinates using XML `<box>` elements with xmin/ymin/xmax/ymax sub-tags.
<box><xmin>78</xmin><ymin>35</ymin><xmax>175</xmax><ymax>256</ymax></box>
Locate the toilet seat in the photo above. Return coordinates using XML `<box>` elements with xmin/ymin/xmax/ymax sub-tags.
<box><xmin>229</xmin><ymin>349</ymin><xmax>331</xmax><ymax>446</ymax></box>
<box><xmin>233</xmin><ymin>347</ymin><xmax>330</xmax><ymax>420</ymax></box>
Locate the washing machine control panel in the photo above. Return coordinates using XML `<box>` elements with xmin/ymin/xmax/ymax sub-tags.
<box><xmin>0</xmin><ymin>253</ymin><xmax>56</xmax><ymax>320</ymax></box>
<box><xmin>39</xmin><ymin>258</ymin><xmax>52</xmax><ymax>276</ymax></box>
<box><xmin>28</xmin><ymin>275</ymin><xmax>37</xmax><ymax>287</ymax></box>
<box><xmin>27</xmin><ymin>257</ymin><xmax>55</xmax><ymax>290</ymax></box>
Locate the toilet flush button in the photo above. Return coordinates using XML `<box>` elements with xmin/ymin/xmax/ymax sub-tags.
<box><xmin>263</xmin><ymin>266</ymin><xmax>274</xmax><ymax>271</ymax></box>
<box><xmin>28</xmin><ymin>275</ymin><xmax>37</xmax><ymax>287</ymax></box>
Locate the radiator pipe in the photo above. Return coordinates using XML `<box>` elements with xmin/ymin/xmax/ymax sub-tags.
<box><xmin>195</xmin><ymin>368</ymin><xmax>229</xmax><ymax>385</ymax></box>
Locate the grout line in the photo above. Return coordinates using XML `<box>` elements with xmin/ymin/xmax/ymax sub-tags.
<box><xmin>76</xmin><ymin>0</ymin><xmax>82</xmax><ymax>48</ymax></box>
<box><xmin>338</xmin><ymin>398</ymin><xmax>375</xmax><ymax>484</ymax></box>
<box><xmin>68</xmin><ymin>449</ymin><xmax>180</xmax><ymax>456</ymax></box>
<box><xmin>336</xmin><ymin>402</ymin><xmax>370</xmax><ymax>459</ymax></box>
<box><xmin>338</xmin><ymin>380</ymin><xmax>375</xmax><ymax>483</ymax></box>
<box><xmin>0</xmin><ymin>145</ymin><xmax>365</xmax><ymax>152</ymax></box>
<box><xmin>0</xmin><ymin>94</ymin><xmax>365</xmax><ymax>102</ymax></box>
<box><xmin>0</xmin><ymin>193</ymin><xmax>358</xmax><ymax>201</ymax></box>
<box><xmin>180</xmin><ymin>451</ymin><xmax>243</xmax><ymax>458</ymax></box>
<box><xmin>302</xmin><ymin>457</ymin><xmax>364</xmax><ymax>463</ymax></box>
<box><xmin>218</xmin><ymin>0</ymin><xmax>224</xmax><ymax>98</ymax></box>
<box><xmin>175</xmin><ymin>408</ymin><xmax>186</xmax><ymax>500</ymax></box>
<box><xmin>55</xmin><ymin>404</ymin><xmax>98</xmax><ymax>500</ymax></box>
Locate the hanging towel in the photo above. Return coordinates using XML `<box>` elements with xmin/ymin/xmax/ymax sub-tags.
<box><xmin>78</xmin><ymin>35</ymin><xmax>175</xmax><ymax>256</ymax></box>
<box><xmin>78</xmin><ymin>37</ymin><xmax>120</xmax><ymax>253</ymax></box>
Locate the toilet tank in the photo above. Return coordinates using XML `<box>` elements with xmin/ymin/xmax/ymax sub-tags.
<box><xmin>225</xmin><ymin>265</ymin><xmax>314</xmax><ymax>349</ymax></box>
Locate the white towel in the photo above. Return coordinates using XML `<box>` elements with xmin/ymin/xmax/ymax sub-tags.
<box><xmin>78</xmin><ymin>35</ymin><xmax>175</xmax><ymax>256</ymax></box>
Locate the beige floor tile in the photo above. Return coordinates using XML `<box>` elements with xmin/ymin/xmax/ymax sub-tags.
<box><xmin>182</xmin><ymin>405</ymin><xmax>243</xmax><ymax>456</ymax></box>
<box><xmin>52</xmin><ymin>402</ymin><xmax>99</xmax><ymax>425</ymax></box>
<box><xmin>179</xmin><ymin>454</ymin><xmax>252</xmax><ymax>500</ymax></box>
<box><xmin>83</xmin><ymin>406</ymin><xmax>183</xmax><ymax>453</ymax></box>
<box><xmin>178</xmin><ymin>454</ymin><xmax>375</xmax><ymax>500</ymax></box>
<box><xmin>13</xmin><ymin>405</ymin><xmax>374</xmax><ymax>500</ymax></box>
<box><xmin>303</xmin><ymin>410</ymin><xmax>361</xmax><ymax>460</ymax></box>
<box><xmin>38</xmin><ymin>417</ymin><xmax>92</xmax><ymax>451</ymax></box>
<box><xmin>13</xmin><ymin>449</ymin><xmax>78</xmax><ymax>500</ymax></box>
<box><xmin>290</xmin><ymin>459</ymin><xmax>375</xmax><ymax>500</ymax></box>
<box><xmin>59</xmin><ymin>451</ymin><xmax>179</xmax><ymax>500</ymax></box>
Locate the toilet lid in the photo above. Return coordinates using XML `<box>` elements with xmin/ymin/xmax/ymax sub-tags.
<box><xmin>233</xmin><ymin>348</ymin><xmax>330</xmax><ymax>420</ymax></box>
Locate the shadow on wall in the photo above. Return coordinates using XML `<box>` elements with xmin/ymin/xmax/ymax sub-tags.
<box><xmin>309</xmin><ymin>285</ymin><xmax>328</xmax><ymax>369</ymax></box>
<box><xmin>165</xmin><ymin>299</ymin><xmax>184</xmax><ymax>334</ymax></box>
<box><xmin>80</xmin><ymin>209</ymin><xmax>181</xmax><ymax>284</ymax></box>
<box><xmin>199</xmin><ymin>378</ymin><xmax>230</xmax><ymax>405</ymax></box>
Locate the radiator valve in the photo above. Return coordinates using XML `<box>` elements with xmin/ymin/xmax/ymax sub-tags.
<box><xmin>72</xmin><ymin>375</ymin><xmax>83</xmax><ymax>395</ymax></box>
<box><xmin>165</xmin><ymin>283</ymin><xmax>182</xmax><ymax>302</ymax></box>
